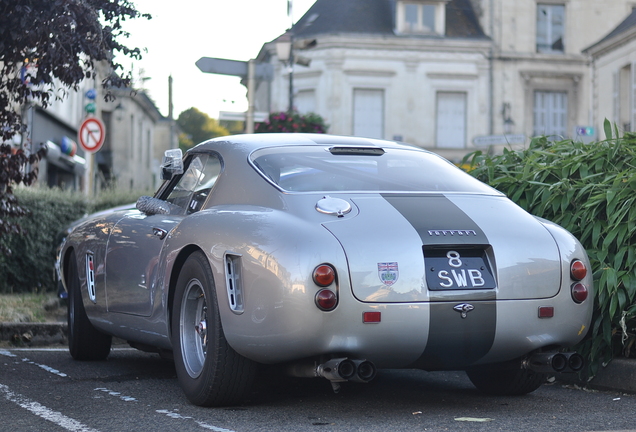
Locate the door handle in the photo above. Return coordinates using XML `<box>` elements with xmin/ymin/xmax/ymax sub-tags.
<box><xmin>152</xmin><ymin>227</ymin><xmax>167</xmax><ymax>239</ymax></box>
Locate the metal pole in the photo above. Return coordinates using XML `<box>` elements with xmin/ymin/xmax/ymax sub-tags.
<box><xmin>288</xmin><ymin>34</ymin><xmax>294</xmax><ymax>113</ymax></box>
<box><xmin>288</xmin><ymin>0</ymin><xmax>294</xmax><ymax>113</ymax></box>
<box><xmin>246</xmin><ymin>59</ymin><xmax>255</xmax><ymax>133</ymax></box>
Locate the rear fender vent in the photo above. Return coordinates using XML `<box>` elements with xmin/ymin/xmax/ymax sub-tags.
<box><xmin>224</xmin><ymin>253</ymin><xmax>244</xmax><ymax>314</ymax></box>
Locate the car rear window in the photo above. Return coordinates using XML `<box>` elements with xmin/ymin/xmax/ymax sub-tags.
<box><xmin>250</xmin><ymin>146</ymin><xmax>499</xmax><ymax>194</ymax></box>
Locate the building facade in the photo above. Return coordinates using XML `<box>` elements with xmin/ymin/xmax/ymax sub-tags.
<box><xmin>584</xmin><ymin>9</ymin><xmax>636</xmax><ymax>135</ymax></box>
<box><xmin>256</xmin><ymin>0</ymin><xmax>636</xmax><ymax>160</ymax></box>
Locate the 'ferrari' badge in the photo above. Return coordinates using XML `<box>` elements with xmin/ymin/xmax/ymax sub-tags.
<box><xmin>378</xmin><ymin>262</ymin><xmax>399</xmax><ymax>286</ymax></box>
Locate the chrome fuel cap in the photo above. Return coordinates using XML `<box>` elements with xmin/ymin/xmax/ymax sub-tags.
<box><xmin>315</xmin><ymin>196</ymin><xmax>351</xmax><ymax>217</ymax></box>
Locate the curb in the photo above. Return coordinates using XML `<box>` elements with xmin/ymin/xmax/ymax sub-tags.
<box><xmin>578</xmin><ymin>358</ymin><xmax>636</xmax><ymax>394</ymax></box>
<box><xmin>0</xmin><ymin>322</ymin><xmax>67</xmax><ymax>347</ymax></box>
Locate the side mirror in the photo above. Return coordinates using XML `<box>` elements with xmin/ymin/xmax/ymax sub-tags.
<box><xmin>160</xmin><ymin>149</ymin><xmax>184</xmax><ymax>180</ymax></box>
<box><xmin>136</xmin><ymin>196</ymin><xmax>170</xmax><ymax>215</ymax></box>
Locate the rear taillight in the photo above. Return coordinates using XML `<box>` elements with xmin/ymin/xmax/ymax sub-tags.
<box><xmin>313</xmin><ymin>264</ymin><xmax>338</xmax><ymax>310</ymax></box>
<box><xmin>313</xmin><ymin>264</ymin><xmax>336</xmax><ymax>287</ymax></box>
<box><xmin>571</xmin><ymin>282</ymin><xmax>588</xmax><ymax>303</ymax></box>
<box><xmin>570</xmin><ymin>260</ymin><xmax>587</xmax><ymax>281</ymax></box>
<box><xmin>315</xmin><ymin>289</ymin><xmax>337</xmax><ymax>310</ymax></box>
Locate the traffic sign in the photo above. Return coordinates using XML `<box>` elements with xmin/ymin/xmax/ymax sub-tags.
<box><xmin>473</xmin><ymin>134</ymin><xmax>526</xmax><ymax>147</ymax></box>
<box><xmin>196</xmin><ymin>57</ymin><xmax>273</xmax><ymax>80</ymax></box>
<box><xmin>78</xmin><ymin>117</ymin><xmax>105</xmax><ymax>153</ymax></box>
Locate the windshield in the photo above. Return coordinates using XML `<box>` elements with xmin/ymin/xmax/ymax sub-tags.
<box><xmin>250</xmin><ymin>146</ymin><xmax>499</xmax><ymax>194</ymax></box>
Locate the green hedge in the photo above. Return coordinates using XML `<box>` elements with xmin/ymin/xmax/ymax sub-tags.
<box><xmin>0</xmin><ymin>187</ymin><xmax>152</xmax><ymax>294</ymax></box>
<box><xmin>463</xmin><ymin>120</ymin><xmax>636</xmax><ymax>375</ymax></box>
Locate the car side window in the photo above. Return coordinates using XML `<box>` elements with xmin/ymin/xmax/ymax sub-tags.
<box><xmin>164</xmin><ymin>153</ymin><xmax>222</xmax><ymax>214</ymax></box>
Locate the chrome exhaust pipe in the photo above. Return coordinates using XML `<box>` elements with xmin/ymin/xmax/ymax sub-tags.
<box><xmin>524</xmin><ymin>352</ymin><xmax>584</xmax><ymax>373</ymax></box>
<box><xmin>317</xmin><ymin>358</ymin><xmax>356</xmax><ymax>381</ymax></box>
<box><xmin>565</xmin><ymin>352</ymin><xmax>584</xmax><ymax>372</ymax></box>
<box><xmin>286</xmin><ymin>358</ymin><xmax>356</xmax><ymax>382</ymax></box>
<box><xmin>350</xmin><ymin>359</ymin><xmax>377</xmax><ymax>383</ymax></box>
<box><xmin>525</xmin><ymin>352</ymin><xmax>566</xmax><ymax>373</ymax></box>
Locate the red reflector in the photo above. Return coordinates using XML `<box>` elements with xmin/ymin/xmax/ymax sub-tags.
<box><xmin>570</xmin><ymin>260</ymin><xmax>587</xmax><ymax>281</ymax></box>
<box><xmin>538</xmin><ymin>306</ymin><xmax>554</xmax><ymax>318</ymax></box>
<box><xmin>363</xmin><ymin>311</ymin><xmax>381</xmax><ymax>323</ymax></box>
<box><xmin>315</xmin><ymin>289</ymin><xmax>337</xmax><ymax>310</ymax></box>
<box><xmin>313</xmin><ymin>264</ymin><xmax>336</xmax><ymax>287</ymax></box>
<box><xmin>571</xmin><ymin>283</ymin><xmax>588</xmax><ymax>303</ymax></box>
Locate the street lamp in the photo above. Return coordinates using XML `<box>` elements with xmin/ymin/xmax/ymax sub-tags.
<box><xmin>275</xmin><ymin>32</ymin><xmax>294</xmax><ymax>113</ymax></box>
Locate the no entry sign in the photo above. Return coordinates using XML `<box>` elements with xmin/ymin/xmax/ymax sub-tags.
<box><xmin>78</xmin><ymin>117</ymin><xmax>105</xmax><ymax>153</ymax></box>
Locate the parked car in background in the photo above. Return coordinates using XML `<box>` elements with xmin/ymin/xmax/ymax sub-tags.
<box><xmin>58</xmin><ymin>133</ymin><xmax>593</xmax><ymax>406</ymax></box>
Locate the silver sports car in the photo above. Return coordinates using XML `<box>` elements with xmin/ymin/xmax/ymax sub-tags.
<box><xmin>59</xmin><ymin>133</ymin><xmax>593</xmax><ymax>406</ymax></box>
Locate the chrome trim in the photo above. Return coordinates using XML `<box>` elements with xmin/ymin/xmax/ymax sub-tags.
<box><xmin>453</xmin><ymin>303</ymin><xmax>474</xmax><ymax>319</ymax></box>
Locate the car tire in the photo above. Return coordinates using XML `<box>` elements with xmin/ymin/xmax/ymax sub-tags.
<box><xmin>466</xmin><ymin>364</ymin><xmax>546</xmax><ymax>396</ymax></box>
<box><xmin>172</xmin><ymin>251</ymin><xmax>257</xmax><ymax>407</ymax></box>
<box><xmin>67</xmin><ymin>251</ymin><xmax>112</xmax><ymax>361</ymax></box>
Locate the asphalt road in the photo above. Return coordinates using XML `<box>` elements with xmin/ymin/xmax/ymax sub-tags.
<box><xmin>1</xmin><ymin>346</ymin><xmax>636</xmax><ymax>432</ymax></box>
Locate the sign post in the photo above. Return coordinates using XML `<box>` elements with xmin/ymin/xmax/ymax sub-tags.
<box><xmin>196</xmin><ymin>57</ymin><xmax>272</xmax><ymax>132</ymax></box>
<box><xmin>78</xmin><ymin>116</ymin><xmax>106</xmax><ymax>196</ymax></box>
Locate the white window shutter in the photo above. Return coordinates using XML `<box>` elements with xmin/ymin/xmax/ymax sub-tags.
<box><xmin>613</xmin><ymin>70</ymin><xmax>619</xmax><ymax>127</ymax></box>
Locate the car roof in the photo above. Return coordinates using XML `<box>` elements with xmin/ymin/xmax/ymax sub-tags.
<box><xmin>188</xmin><ymin>133</ymin><xmax>422</xmax><ymax>156</ymax></box>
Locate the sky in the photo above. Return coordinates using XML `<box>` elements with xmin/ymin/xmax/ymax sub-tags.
<box><xmin>120</xmin><ymin>0</ymin><xmax>317</xmax><ymax>119</ymax></box>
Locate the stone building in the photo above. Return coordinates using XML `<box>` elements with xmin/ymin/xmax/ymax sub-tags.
<box><xmin>255</xmin><ymin>0</ymin><xmax>636</xmax><ymax>160</ymax></box>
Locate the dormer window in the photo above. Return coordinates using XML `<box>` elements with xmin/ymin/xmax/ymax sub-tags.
<box><xmin>396</xmin><ymin>0</ymin><xmax>447</xmax><ymax>35</ymax></box>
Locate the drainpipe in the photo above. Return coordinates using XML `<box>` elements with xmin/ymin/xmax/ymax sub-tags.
<box><xmin>489</xmin><ymin>0</ymin><xmax>495</xmax><ymax>135</ymax></box>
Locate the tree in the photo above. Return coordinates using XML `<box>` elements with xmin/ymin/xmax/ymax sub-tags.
<box><xmin>0</xmin><ymin>0</ymin><xmax>151</xmax><ymax>140</ymax></box>
<box><xmin>0</xmin><ymin>0</ymin><xmax>150</xmax><ymax>254</ymax></box>
<box><xmin>177</xmin><ymin>108</ymin><xmax>229</xmax><ymax>151</ymax></box>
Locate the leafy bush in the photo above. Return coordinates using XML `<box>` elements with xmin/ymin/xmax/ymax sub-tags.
<box><xmin>0</xmin><ymin>187</ymin><xmax>152</xmax><ymax>293</ymax></box>
<box><xmin>255</xmin><ymin>111</ymin><xmax>328</xmax><ymax>134</ymax></box>
<box><xmin>462</xmin><ymin>120</ymin><xmax>636</xmax><ymax>376</ymax></box>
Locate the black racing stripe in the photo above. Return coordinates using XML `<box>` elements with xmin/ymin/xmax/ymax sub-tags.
<box><xmin>409</xmin><ymin>301</ymin><xmax>497</xmax><ymax>370</ymax></box>
<box><xmin>381</xmin><ymin>194</ymin><xmax>489</xmax><ymax>245</ymax></box>
<box><xmin>382</xmin><ymin>194</ymin><xmax>496</xmax><ymax>369</ymax></box>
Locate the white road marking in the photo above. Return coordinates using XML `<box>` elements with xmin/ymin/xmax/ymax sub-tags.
<box><xmin>1</xmin><ymin>349</ymin><xmax>69</xmax><ymax>377</ymax></box>
<box><xmin>5</xmin><ymin>347</ymin><xmax>135</xmax><ymax>352</ymax></box>
<box><xmin>94</xmin><ymin>387</ymin><xmax>137</xmax><ymax>402</ymax></box>
<box><xmin>0</xmin><ymin>384</ymin><xmax>100</xmax><ymax>432</ymax></box>
<box><xmin>21</xmin><ymin>358</ymin><xmax>68</xmax><ymax>377</ymax></box>
<box><xmin>0</xmin><ymin>349</ymin><xmax>17</xmax><ymax>357</ymax></box>
<box><xmin>156</xmin><ymin>409</ymin><xmax>236</xmax><ymax>431</ymax></box>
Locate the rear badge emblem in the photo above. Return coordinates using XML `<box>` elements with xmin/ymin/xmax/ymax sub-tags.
<box><xmin>378</xmin><ymin>262</ymin><xmax>399</xmax><ymax>286</ymax></box>
<box><xmin>428</xmin><ymin>230</ymin><xmax>477</xmax><ymax>236</ymax></box>
<box><xmin>453</xmin><ymin>303</ymin><xmax>474</xmax><ymax>319</ymax></box>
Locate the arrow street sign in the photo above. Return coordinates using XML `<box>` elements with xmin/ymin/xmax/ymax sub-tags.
<box><xmin>78</xmin><ymin>117</ymin><xmax>105</xmax><ymax>153</ymax></box>
<box><xmin>473</xmin><ymin>134</ymin><xmax>526</xmax><ymax>147</ymax></box>
<box><xmin>196</xmin><ymin>57</ymin><xmax>272</xmax><ymax>80</ymax></box>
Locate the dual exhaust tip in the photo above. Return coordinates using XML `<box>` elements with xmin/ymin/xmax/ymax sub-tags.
<box><xmin>317</xmin><ymin>358</ymin><xmax>377</xmax><ymax>383</ymax></box>
<box><xmin>525</xmin><ymin>352</ymin><xmax>584</xmax><ymax>374</ymax></box>
<box><xmin>287</xmin><ymin>358</ymin><xmax>377</xmax><ymax>383</ymax></box>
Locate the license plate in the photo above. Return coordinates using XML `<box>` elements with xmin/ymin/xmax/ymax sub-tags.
<box><xmin>424</xmin><ymin>248</ymin><xmax>496</xmax><ymax>291</ymax></box>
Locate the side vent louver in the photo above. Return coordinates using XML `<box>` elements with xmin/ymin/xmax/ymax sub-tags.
<box><xmin>86</xmin><ymin>253</ymin><xmax>96</xmax><ymax>303</ymax></box>
<box><xmin>225</xmin><ymin>254</ymin><xmax>244</xmax><ymax>313</ymax></box>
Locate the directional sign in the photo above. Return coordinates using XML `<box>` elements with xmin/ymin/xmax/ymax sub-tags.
<box><xmin>196</xmin><ymin>57</ymin><xmax>273</xmax><ymax>80</ymax></box>
<box><xmin>78</xmin><ymin>117</ymin><xmax>105</xmax><ymax>153</ymax></box>
<box><xmin>473</xmin><ymin>134</ymin><xmax>526</xmax><ymax>147</ymax></box>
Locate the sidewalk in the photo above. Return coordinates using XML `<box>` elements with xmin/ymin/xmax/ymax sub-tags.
<box><xmin>1</xmin><ymin>321</ymin><xmax>635</xmax><ymax>395</ymax></box>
